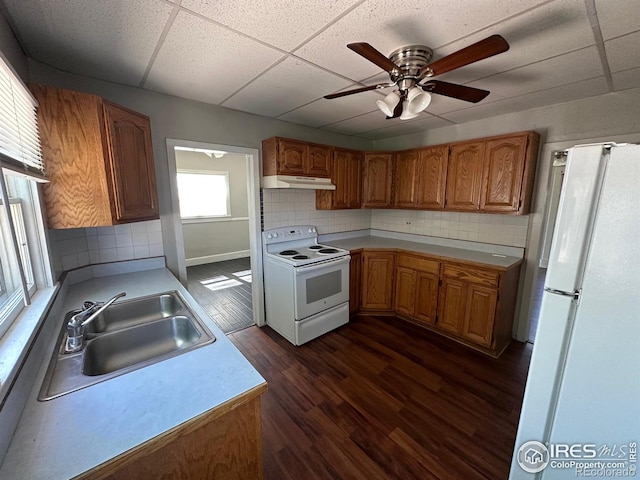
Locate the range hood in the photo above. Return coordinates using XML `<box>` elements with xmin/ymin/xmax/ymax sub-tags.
<box><xmin>262</xmin><ymin>175</ymin><xmax>336</xmax><ymax>190</ymax></box>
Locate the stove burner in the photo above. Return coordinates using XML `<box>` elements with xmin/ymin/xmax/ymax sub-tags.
<box><xmin>279</xmin><ymin>250</ymin><xmax>299</xmax><ymax>256</ymax></box>
<box><xmin>318</xmin><ymin>248</ymin><xmax>339</xmax><ymax>254</ymax></box>
<box><xmin>308</xmin><ymin>245</ymin><xmax>323</xmax><ymax>250</ymax></box>
<box><xmin>292</xmin><ymin>255</ymin><xmax>309</xmax><ymax>260</ymax></box>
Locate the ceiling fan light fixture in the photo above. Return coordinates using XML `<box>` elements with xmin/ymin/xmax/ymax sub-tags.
<box><xmin>376</xmin><ymin>91</ymin><xmax>400</xmax><ymax>117</ymax></box>
<box><xmin>399</xmin><ymin>101</ymin><xmax>420</xmax><ymax>120</ymax></box>
<box><xmin>406</xmin><ymin>87</ymin><xmax>432</xmax><ymax>114</ymax></box>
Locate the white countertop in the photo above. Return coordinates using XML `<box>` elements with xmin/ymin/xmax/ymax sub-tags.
<box><xmin>0</xmin><ymin>267</ymin><xmax>266</xmax><ymax>479</ymax></box>
<box><xmin>325</xmin><ymin>235</ymin><xmax>523</xmax><ymax>269</ymax></box>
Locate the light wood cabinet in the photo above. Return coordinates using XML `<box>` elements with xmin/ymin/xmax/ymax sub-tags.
<box><xmin>394</xmin><ymin>266</ymin><xmax>416</xmax><ymax>316</ymax></box>
<box><xmin>262</xmin><ymin>137</ymin><xmax>331</xmax><ymax>178</ymax></box>
<box><xmin>393</xmin><ymin>146</ymin><xmax>449</xmax><ymax>209</ymax></box>
<box><xmin>445</xmin><ymin>141</ymin><xmax>485</xmax><ymax>211</ymax></box>
<box><xmin>349</xmin><ymin>251</ymin><xmax>362</xmax><ymax>315</ymax></box>
<box><xmin>362</xmin><ymin>153</ymin><xmax>393</xmax><ymax>208</ymax></box>
<box><xmin>316</xmin><ymin>148</ymin><xmax>362</xmax><ymax>210</ymax></box>
<box><xmin>31</xmin><ymin>84</ymin><xmax>159</xmax><ymax>229</ymax></box>
<box><xmin>394</xmin><ymin>254</ymin><xmax>440</xmax><ymax>326</ymax></box>
<box><xmin>361</xmin><ymin>251</ymin><xmax>395</xmax><ymax>311</ymax></box>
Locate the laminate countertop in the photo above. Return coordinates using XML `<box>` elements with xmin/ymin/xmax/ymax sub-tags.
<box><xmin>0</xmin><ymin>267</ymin><xmax>266</xmax><ymax>480</ymax></box>
<box><xmin>326</xmin><ymin>235</ymin><xmax>523</xmax><ymax>270</ymax></box>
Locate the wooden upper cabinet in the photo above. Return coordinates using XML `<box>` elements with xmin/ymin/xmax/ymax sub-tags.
<box><xmin>31</xmin><ymin>84</ymin><xmax>158</xmax><ymax>228</ymax></box>
<box><xmin>262</xmin><ymin>137</ymin><xmax>330</xmax><ymax>178</ymax></box>
<box><xmin>363</xmin><ymin>153</ymin><xmax>393</xmax><ymax>208</ymax></box>
<box><xmin>316</xmin><ymin>148</ymin><xmax>361</xmax><ymax>210</ymax></box>
<box><xmin>445</xmin><ymin>141</ymin><xmax>485</xmax><ymax>211</ymax></box>
<box><xmin>416</xmin><ymin>145</ymin><xmax>448</xmax><ymax>209</ymax></box>
<box><xmin>102</xmin><ymin>102</ymin><xmax>158</xmax><ymax>223</ymax></box>
<box><xmin>480</xmin><ymin>131</ymin><xmax>540</xmax><ymax>214</ymax></box>
<box><xmin>393</xmin><ymin>150</ymin><xmax>419</xmax><ymax>208</ymax></box>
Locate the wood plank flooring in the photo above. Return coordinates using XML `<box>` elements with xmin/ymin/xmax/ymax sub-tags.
<box><xmin>187</xmin><ymin>258</ymin><xmax>254</xmax><ymax>334</ymax></box>
<box><xmin>229</xmin><ymin>315</ymin><xmax>532</xmax><ymax>480</ymax></box>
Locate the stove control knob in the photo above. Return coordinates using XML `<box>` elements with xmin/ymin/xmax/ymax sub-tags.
<box><xmin>273</xmin><ymin>232</ymin><xmax>278</xmax><ymax>238</ymax></box>
<box><xmin>307</xmin><ymin>228</ymin><xmax>313</xmax><ymax>233</ymax></box>
<box><xmin>267</xmin><ymin>233</ymin><xmax>273</xmax><ymax>239</ymax></box>
<box><xmin>311</xmin><ymin>227</ymin><xmax>316</xmax><ymax>233</ymax></box>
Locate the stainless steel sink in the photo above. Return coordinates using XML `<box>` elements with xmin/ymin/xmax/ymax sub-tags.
<box><xmin>39</xmin><ymin>291</ymin><xmax>215</xmax><ymax>401</ymax></box>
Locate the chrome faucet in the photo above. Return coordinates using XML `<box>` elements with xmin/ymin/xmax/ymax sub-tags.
<box><xmin>65</xmin><ymin>292</ymin><xmax>126</xmax><ymax>353</ymax></box>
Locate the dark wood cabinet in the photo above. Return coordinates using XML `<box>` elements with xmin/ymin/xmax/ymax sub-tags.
<box><xmin>394</xmin><ymin>254</ymin><xmax>440</xmax><ymax>326</ymax></box>
<box><xmin>362</xmin><ymin>153</ymin><xmax>393</xmax><ymax>208</ymax></box>
<box><xmin>416</xmin><ymin>145</ymin><xmax>448</xmax><ymax>209</ymax></box>
<box><xmin>316</xmin><ymin>148</ymin><xmax>362</xmax><ymax>210</ymax></box>
<box><xmin>262</xmin><ymin>137</ymin><xmax>330</xmax><ymax>178</ymax></box>
<box><xmin>394</xmin><ymin>266</ymin><xmax>416</xmax><ymax>316</ymax></box>
<box><xmin>31</xmin><ymin>84</ymin><xmax>158</xmax><ymax>228</ymax></box>
<box><xmin>361</xmin><ymin>251</ymin><xmax>395</xmax><ymax>311</ymax></box>
<box><xmin>392</xmin><ymin>150</ymin><xmax>419</xmax><ymax>208</ymax></box>
<box><xmin>349</xmin><ymin>251</ymin><xmax>362</xmax><ymax>315</ymax></box>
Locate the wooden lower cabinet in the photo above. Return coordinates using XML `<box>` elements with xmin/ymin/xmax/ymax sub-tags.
<box><xmin>351</xmin><ymin>248</ymin><xmax>521</xmax><ymax>357</ymax></box>
<box><xmin>349</xmin><ymin>251</ymin><xmax>362</xmax><ymax>315</ymax></box>
<box><xmin>80</xmin><ymin>386</ymin><xmax>266</xmax><ymax>480</ymax></box>
<box><xmin>361</xmin><ymin>251</ymin><xmax>395</xmax><ymax>311</ymax></box>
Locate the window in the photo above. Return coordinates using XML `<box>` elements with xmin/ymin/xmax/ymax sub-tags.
<box><xmin>0</xmin><ymin>51</ymin><xmax>51</xmax><ymax>339</ymax></box>
<box><xmin>176</xmin><ymin>170</ymin><xmax>230</xmax><ymax>219</ymax></box>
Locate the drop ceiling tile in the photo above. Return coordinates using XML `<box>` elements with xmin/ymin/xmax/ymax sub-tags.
<box><xmin>322</xmin><ymin>110</ymin><xmax>398</xmax><ymax>135</ymax></box>
<box><xmin>436</xmin><ymin>0</ymin><xmax>595</xmax><ymax>85</ymax></box>
<box><xmin>441</xmin><ymin>76</ymin><xmax>608</xmax><ymax>124</ymax></box>
<box><xmin>294</xmin><ymin>0</ymin><xmax>549</xmax><ymax>82</ymax></box>
<box><xmin>278</xmin><ymin>87</ymin><xmax>382</xmax><ymax>127</ymax></box>
<box><xmin>222</xmin><ymin>57</ymin><xmax>353</xmax><ymax>117</ymax></box>
<box><xmin>144</xmin><ymin>11</ymin><xmax>283</xmax><ymax>105</ymax></box>
<box><xmin>594</xmin><ymin>0</ymin><xmax>640</xmax><ymax>40</ymax></box>
<box><xmin>605</xmin><ymin>31</ymin><xmax>640</xmax><ymax>73</ymax></box>
<box><xmin>356</xmin><ymin>115</ymin><xmax>454</xmax><ymax>140</ymax></box>
<box><xmin>181</xmin><ymin>0</ymin><xmax>360</xmax><ymax>51</ymax></box>
<box><xmin>465</xmin><ymin>47</ymin><xmax>603</xmax><ymax>99</ymax></box>
<box><xmin>612</xmin><ymin>67</ymin><xmax>640</xmax><ymax>91</ymax></box>
<box><xmin>2</xmin><ymin>0</ymin><xmax>173</xmax><ymax>85</ymax></box>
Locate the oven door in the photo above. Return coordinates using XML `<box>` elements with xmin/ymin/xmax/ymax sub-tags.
<box><xmin>293</xmin><ymin>255</ymin><xmax>350</xmax><ymax>320</ymax></box>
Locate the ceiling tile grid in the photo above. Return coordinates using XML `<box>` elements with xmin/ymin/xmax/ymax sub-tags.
<box><xmin>2</xmin><ymin>0</ymin><xmax>639</xmax><ymax>139</ymax></box>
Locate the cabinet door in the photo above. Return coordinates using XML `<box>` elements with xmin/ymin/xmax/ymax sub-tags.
<box><xmin>278</xmin><ymin>139</ymin><xmax>306</xmax><ymax>175</ymax></box>
<box><xmin>437</xmin><ymin>277</ymin><xmax>466</xmax><ymax>335</ymax></box>
<box><xmin>480</xmin><ymin>135</ymin><xmax>527</xmax><ymax>212</ymax></box>
<box><xmin>416</xmin><ymin>145</ymin><xmax>448</xmax><ymax>209</ymax></box>
<box><xmin>307</xmin><ymin>144</ymin><xmax>331</xmax><ymax>177</ymax></box>
<box><xmin>414</xmin><ymin>272</ymin><xmax>439</xmax><ymax>325</ymax></box>
<box><xmin>361</xmin><ymin>252</ymin><xmax>395</xmax><ymax>310</ymax></box>
<box><xmin>462</xmin><ymin>284</ymin><xmax>498</xmax><ymax>347</ymax></box>
<box><xmin>362</xmin><ymin>153</ymin><xmax>393</xmax><ymax>207</ymax></box>
<box><xmin>445</xmin><ymin>141</ymin><xmax>484</xmax><ymax>211</ymax></box>
<box><xmin>394</xmin><ymin>266</ymin><xmax>416</xmax><ymax>316</ymax></box>
<box><xmin>102</xmin><ymin>102</ymin><xmax>158</xmax><ymax>223</ymax></box>
<box><xmin>393</xmin><ymin>150</ymin><xmax>418</xmax><ymax>208</ymax></box>
<box><xmin>332</xmin><ymin>149</ymin><xmax>349</xmax><ymax>209</ymax></box>
<box><xmin>349</xmin><ymin>252</ymin><xmax>362</xmax><ymax>314</ymax></box>
<box><xmin>346</xmin><ymin>151</ymin><xmax>363</xmax><ymax>208</ymax></box>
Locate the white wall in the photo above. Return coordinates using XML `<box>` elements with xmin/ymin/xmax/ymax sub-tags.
<box><xmin>176</xmin><ymin>151</ymin><xmax>250</xmax><ymax>264</ymax></box>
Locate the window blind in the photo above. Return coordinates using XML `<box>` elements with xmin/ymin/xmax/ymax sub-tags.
<box><xmin>0</xmin><ymin>52</ymin><xmax>45</xmax><ymax>178</ymax></box>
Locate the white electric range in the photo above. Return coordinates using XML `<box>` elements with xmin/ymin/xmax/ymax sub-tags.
<box><xmin>262</xmin><ymin>226</ymin><xmax>350</xmax><ymax>345</ymax></box>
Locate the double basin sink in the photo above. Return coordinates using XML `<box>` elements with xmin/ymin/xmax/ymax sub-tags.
<box><xmin>39</xmin><ymin>291</ymin><xmax>215</xmax><ymax>401</ymax></box>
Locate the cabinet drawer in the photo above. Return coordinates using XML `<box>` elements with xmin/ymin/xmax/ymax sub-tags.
<box><xmin>397</xmin><ymin>254</ymin><xmax>440</xmax><ymax>274</ymax></box>
<box><xmin>442</xmin><ymin>264</ymin><xmax>499</xmax><ymax>287</ymax></box>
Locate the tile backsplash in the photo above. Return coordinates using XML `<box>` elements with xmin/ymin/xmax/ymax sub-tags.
<box><xmin>371</xmin><ymin>209</ymin><xmax>529</xmax><ymax>247</ymax></box>
<box><xmin>48</xmin><ymin>219</ymin><xmax>164</xmax><ymax>277</ymax></box>
<box><xmin>262</xmin><ymin>190</ymin><xmax>371</xmax><ymax>233</ymax></box>
<box><xmin>262</xmin><ymin>190</ymin><xmax>529</xmax><ymax>247</ymax></box>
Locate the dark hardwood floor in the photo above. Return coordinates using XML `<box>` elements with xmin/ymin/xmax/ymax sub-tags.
<box><xmin>229</xmin><ymin>315</ymin><xmax>532</xmax><ymax>480</ymax></box>
<box><xmin>187</xmin><ymin>257</ymin><xmax>254</xmax><ymax>334</ymax></box>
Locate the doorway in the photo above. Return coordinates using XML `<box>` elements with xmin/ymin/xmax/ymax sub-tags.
<box><xmin>165</xmin><ymin>139</ymin><xmax>264</xmax><ymax>333</ymax></box>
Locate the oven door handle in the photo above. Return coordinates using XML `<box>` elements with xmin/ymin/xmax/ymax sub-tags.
<box><xmin>295</xmin><ymin>255</ymin><xmax>351</xmax><ymax>274</ymax></box>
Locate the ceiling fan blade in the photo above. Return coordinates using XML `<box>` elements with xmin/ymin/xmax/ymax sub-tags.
<box><xmin>421</xmin><ymin>80</ymin><xmax>490</xmax><ymax>103</ymax></box>
<box><xmin>420</xmin><ymin>34</ymin><xmax>509</xmax><ymax>77</ymax></box>
<box><xmin>324</xmin><ymin>84</ymin><xmax>389</xmax><ymax>99</ymax></box>
<box><xmin>347</xmin><ymin>42</ymin><xmax>399</xmax><ymax>73</ymax></box>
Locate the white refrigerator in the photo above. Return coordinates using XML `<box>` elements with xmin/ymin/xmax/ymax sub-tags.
<box><xmin>510</xmin><ymin>143</ymin><xmax>640</xmax><ymax>479</ymax></box>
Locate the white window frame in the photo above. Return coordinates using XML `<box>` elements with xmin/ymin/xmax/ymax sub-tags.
<box><xmin>176</xmin><ymin>169</ymin><xmax>231</xmax><ymax>222</ymax></box>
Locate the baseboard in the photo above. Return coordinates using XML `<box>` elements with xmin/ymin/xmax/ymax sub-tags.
<box><xmin>185</xmin><ymin>250</ymin><xmax>250</xmax><ymax>267</ymax></box>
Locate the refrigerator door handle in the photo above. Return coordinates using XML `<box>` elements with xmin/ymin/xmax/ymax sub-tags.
<box><xmin>544</xmin><ymin>287</ymin><xmax>581</xmax><ymax>302</ymax></box>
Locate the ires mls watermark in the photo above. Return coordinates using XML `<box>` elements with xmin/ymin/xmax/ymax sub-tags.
<box><xmin>517</xmin><ymin>441</ymin><xmax>637</xmax><ymax>476</ymax></box>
